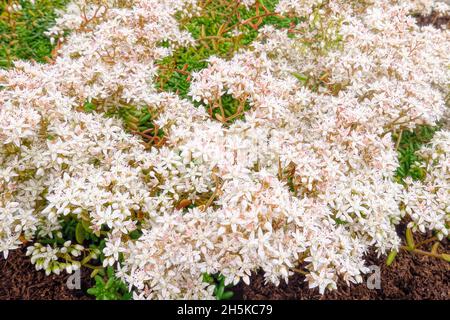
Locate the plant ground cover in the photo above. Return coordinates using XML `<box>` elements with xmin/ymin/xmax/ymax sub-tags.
<box><xmin>0</xmin><ymin>0</ymin><xmax>69</xmax><ymax>68</ymax></box>
<box><xmin>0</xmin><ymin>0</ymin><xmax>449</xmax><ymax>300</ymax></box>
<box><xmin>1</xmin><ymin>224</ymin><xmax>449</xmax><ymax>299</ymax></box>
<box><xmin>237</xmin><ymin>223</ymin><xmax>450</xmax><ymax>300</ymax></box>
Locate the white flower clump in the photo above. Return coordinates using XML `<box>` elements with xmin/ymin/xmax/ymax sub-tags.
<box><xmin>5</xmin><ymin>3</ymin><xmax>23</xmax><ymax>13</ymax></box>
<box><xmin>0</xmin><ymin>0</ymin><xmax>449</xmax><ymax>299</ymax></box>
<box><xmin>257</xmin><ymin>2</ymin><xmax>449</xmax><ymax>130</ymax></box>
<box><xmin>119</xmin><ymin>1</ymin><xmax>448</xmax><ymax>297</ymax></box>
<box><xmin>403</xmin><ymin>130</ymin><xmax>450</xmax><ymax>239</ymax></box>
<box><xmin>45</xmin><ymin>0</ymin><xmax>196</xmax><ymax>108</ymax></box>
<box><xmin>276</xmin><ymin>0</ymin><xmax>325</xmax><ymax>17</ymax></box>
<box><xmin>0</xmin><ymin>0</ymin><xmax>197</xmax><ymax>257</ymax></box>
<box><xmin>26</xmin><ymin>241</ymin><xmax>85</xmax><ymax>275</ymax></box>
<box><xmin>46</xmin><ymin>0</ymin><xmax>201</xmax><ymax>43</ymax></box>
<box><xmin>0</xmin><ymin>60</ymin><xmax>151</xmax><ymax>252</ymax></box>
<box><xmin>406</xmin><ymin>0</ymin><xmax>450</xmax><ymax>16</ymax></box>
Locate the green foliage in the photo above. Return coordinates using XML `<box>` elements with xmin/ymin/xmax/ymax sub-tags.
<box><xmin>35</xmin><ymin>215</ymin><xmax>97</xmax><ymax>246</ymax></box>
<box><xmin>203</xmin><ymin>273</ymin><xmax>235</xmax><ymax>300</ymax></box>
<box><xmin>333</xmin><ymin>217</ymin><xmax>349</xmax><ymax>225</ymax></box>
<box><xmin>386</xmin><ymin>250</ymin><xmax>397</xmax><ymax>266</ymax></box>
<box><xmin>405</xmin><ymin>228</ymin><xmax>415</xmax><ymax>251</ymax></box>
<box><xmin>157</xmin><ymin>0</ymin><xmax>298</xmax><ymax>97</ymax></box>
<box><xmin>66</xmin><ymin>216</ymin><xmax>101</xmax><ymax>244</ymax></box>
<box><xmin>0</xmin><ymin>0</ymin><xmax>69</xmax><ymax>68</ymax></box>
<box><xmin>87</xmin><ymin>266</ymin><xmax>132</xmax><ymax>300</ymax></box>
<box><xmin>395</xmin><ymin>125</ymin><xmax>440</xmax><ymax>182</ymax></box>
<box><xmin>83</xmin><ymin>102</ymin><xmax>97</xmax><ymax>113</ymax></box>
<box><xmin>75</xmin><ymin>221</ymin><xmax>86</xmax><ymax>244</ymax></box>
<box><xmin>34</xmin><ymin>215</ymin><xmax>132</xmax><ymax>299</ymax></box>
<box><xmin>193</xmin><ymin>93</ymin><xmax>251</xmax><ymax>124</ymax></box>
<box><xmin>115</xmin><ymin>104</ymin><xmax>165</xmax><ymax>147</ymax></box>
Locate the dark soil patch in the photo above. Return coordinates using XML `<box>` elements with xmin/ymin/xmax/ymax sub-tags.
<box><xmin>235</xmin><ymin>226</ymin><xmax>450</xmax><ymax>300</ymax></box>
<box><xmin>0</xmin><ymin>247</ymin><xmax>92</xmax><ymax>300</ymax></box>
<box><xmin>416</xmin><ymin>12</ymin><xmax>450</xmax><ymax>28</ymax></box>
<box><xmin>1</xmin><ymin>229</ymin><xmax>448</xmax><ymax>300</ymax></box>
<box><xmin>235</xmin><ymin>249</ymin><xmax>449</xmax><ymax>300</ymax></box>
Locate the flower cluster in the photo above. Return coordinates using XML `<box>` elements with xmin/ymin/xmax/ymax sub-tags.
<box><xmin>26</xmin><ymin>241</ymin><xmax>85</xmax><ymax>275</ymax></box>
<box><xmin>0</xmin><ymin>0</ymin><xmax>449</xmax><ymax>299</ymax></box>
<box><xmin>406</xmin><ymin>0</ymin><xmax>450</xmax><ymax>15</ymax></box>
<box><xmin>0</xmin><ymin>0</ymin><xmax>196</xmax><ymax>256</ymax></box>
<box><xmin>44</xmin><ymin>0</ymin><xmax>197</xmax><ymax>109</ymax></box>
<box><xmin>402</xmin><ymin>130</ymin><xmax>450</xmax><ymax>239</ymax></box>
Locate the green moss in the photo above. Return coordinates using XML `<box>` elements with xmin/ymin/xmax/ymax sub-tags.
<box><xmin>0</xmin><ymin>0</ymin><xmax>69</xmax><ymax>68</ymax></box>
<box><xmin>395</xmin><ymin>125</ymin><xmax>441</xmax><ymax>182</ymax></box>
<box><xmin>157</xmin><ymin>0</ymin><xmax>298</xmax><ymax>97</ymax></box>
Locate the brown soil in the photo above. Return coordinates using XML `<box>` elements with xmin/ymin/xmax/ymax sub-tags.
<box><xmin>416</xmin><ymin>12</ymin><xmax>450</xmax><ymax>28</ymax></box>
<box><xmin>0</xmin><ymin>247</ymin><xmax>92</xmax><ymax>300</ymax></box>
<box><xmin>235</xmin><ymin>225</ymin><xmax>450</xmax><ymax>300</ymax></box>
<box><xmin>235</xmin><ymin>250</ymin><xmax>449</xmax><ymax>300</ymax></box>
<box><xmin>0</xmin><ymin>227</ymin><xmax>448</xmax><ymax>300</ymax></box>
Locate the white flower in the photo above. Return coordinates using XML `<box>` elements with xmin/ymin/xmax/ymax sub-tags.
<box><xmin>1</xmin><ymin>0</ymin><xmax>448</xmax><ymax>299</ymax></box>
<box><xmin>103</xmin><ymin>237</ymin><xmax>126</xmax><ymax>267</ymax></box>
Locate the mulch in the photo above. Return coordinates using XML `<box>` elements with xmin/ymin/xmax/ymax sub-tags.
<box><xmin>415</xmin><ymin>12</ymin><xmax>450</xmax><ymax>28</ymax></box>
<box><xmin>0</xmin><ymin>247</ymin><xmax>92</xmax><ymax>300</ymax></box>
<box><xmin>0</xmin><ymin>227</ymin><xmax>448</xmax><ymax>300</ymax></box>
<box><xmin>235</xmin><ymin>248</ymin><xmax>449</xmax><ymax>300</ymax></box>
<box><xmin>235</xmin><ymin>223</ymin><xmax>449</xmax><ymax>300</ymax></box>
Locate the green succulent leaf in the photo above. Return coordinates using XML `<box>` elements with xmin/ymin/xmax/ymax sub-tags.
<box><xmin>405</xmin><ymin>228</ymin><xmax>415</xmax><ymax>251</ymax></box>
<box><xmin>386</xmin><ymin>250</ymin><xmax>397</xmax><ymax>266</ymax></box>
<box><xmin>75</xmin><ymin>222</ymin><xmax>86</xmax><ymax>244</ymax></box>
<box><xmin>441</xmin><ymin>254</ymin><xmax>450</xmax><ymax>263</ymax></box>
<box><xmin>221</xmin><ymin>291</ymin><xmax>234</xmax><ymax>300</ymax></box>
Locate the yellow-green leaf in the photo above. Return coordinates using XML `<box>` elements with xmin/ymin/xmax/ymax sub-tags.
<box><xmin>386</xmin><ymin>250</ymin><xmax>397</xmax><ymax>266</ymax></box>
<box><xmin>75</xmin><ymin>222</ymin><xmax>85</xmax><ymax>244</ymax></box>
<box><xmin>431</xmin><ymin>242</ymin><xmax>440</xmax><ymax>255</ymax></box>
<box><xmin>90</xmin><ymin>268</ymin><xmax>100</xmax><ymax>278</ymax></box>
<box><xmin>441</xmin><ymin>253</ymin><xmax>450</xmax><ymax>263</ymax></box>
<box><xmin>81</xmin><ymin>219</ymin><xmax>91</xmax><ymax>233</ymax></box>
<box><xmin>405</xmin><ymin>228</ymin><xmax>415</xmax><ymax>251</ymax></box>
